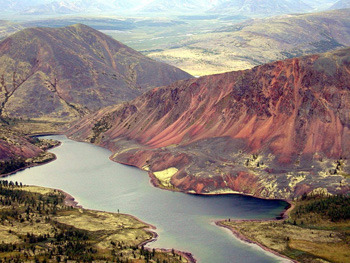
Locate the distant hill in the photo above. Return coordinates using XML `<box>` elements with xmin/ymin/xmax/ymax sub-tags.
<box><xmin>147</xmin><ymin>8</ymin><xmax>350</xmax><ymax>75</ymax></box>
<box><xmin>20</xmin><ymin>0</ymin><xmax>139</xmax><ymax>15</ymax></box>
<box><xmin>69</xmin><ymin>48</ymin><xmax>350</xmax><ymax>199</ymax></box>
<box><xmin>209</xmin><ymin>0</ymin><xmax>312</xmax><ymax>16</ymax></box>
<box><xmin>303</xmin><ymin>0</ymin><xmax>337</xmax><ymax>10</ymax></box>
<box><xmin>0</xmin><ymin>0</ymin><xmax>140</xmax><ymax>15</ymax></box>
<box><xmin>138</xmin><ymin>0</ymin><xmax>216</xmax><ymax>14</ymax></box>
<box><xmin>2</xmin><ymin>0</ymin><xmax>337</xmax><ymax>16</ymax></box>
<box><xmin>329</xmin><ymin>0</ymin><xmax>350</xmax><ymax>9</ymax></box>
<box><xmin>0</xmin><ymin>21</ymin><xmax>23</xmax><ymax>40</ymax></box>
<box><xmin>0</xmin><ymin>24</ymin><xmax>191</xmax><ymax>123</ymax></box>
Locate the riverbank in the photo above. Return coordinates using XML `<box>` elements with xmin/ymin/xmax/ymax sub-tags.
<box><xmin>54</xmin><ymin>188</ymin><xmax>197</xmax><ymax>263</ymax></box>
<box><xmin>0</xmin><ymin>182</ymin><xmax>195</xmax><ymax>263</ymax></box>
<box><xmin>0</xmin><ymin>138</ymin><xmax>61</xmax><ymax>178</ymax></box>
<box><xmin>58</xmin><ymin>187</ymin><xmax>196</xmax><ymax>263</ymax></box>
<box><xmin>216</xmin><ymin>195</ymin><xmax>350</xmax><ymax>263</ymax></box>
<box><xmin>216</xmin><ymin>201</ymin><xmax>296</xmax><ymax>263</ymax></box>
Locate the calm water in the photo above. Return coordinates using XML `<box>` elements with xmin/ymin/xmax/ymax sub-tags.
<box><xmin>6</xmin><ymin>135</ymin><xmax>290</xmax><ymax>263</ymax></box>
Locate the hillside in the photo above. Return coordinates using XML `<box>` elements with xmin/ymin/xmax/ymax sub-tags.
<box><xmin>69</xmin><ymin>48</ymin><xmax>350</xmax><ymax>199</ymax></box>
<box><xmin>147</xmin><ymin>8</ymin><xmax>350</xmax><ymax>76</ymax></box>
<box><xmin>0</xmin><ymin>24</ymin><xmax>191</xmax><ymax>126</ymax></box>
<box><xmin>0</xmin><ymin>126</ymin><xmax>59</xmax><ymax>175</ymax></box>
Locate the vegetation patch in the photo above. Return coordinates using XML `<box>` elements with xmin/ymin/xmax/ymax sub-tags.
<box><xmin>0</xmin><ymin>181</ymin><xmax>190</xmax><ymax>263</ymax></box>
<box><xmin>218</xmin><ymin>194</ymin><xmax>350</xmax><ymax>263</ymax></box>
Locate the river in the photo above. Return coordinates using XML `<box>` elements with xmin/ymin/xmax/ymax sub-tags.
<box><xmin>6</xmin><ymin>135</ymin><xmax>290</xmax><ymax>263</ymax></box>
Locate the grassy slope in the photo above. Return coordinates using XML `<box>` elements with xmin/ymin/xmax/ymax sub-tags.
<box><xmin>147</xmin><ymin>9</ymin><xmax>350</xmax><ymax>76</ymax></box>
<box><xmin>218</xmin><ymin>195</ymin><xmax>350</xmax><ymax>263</ymax></box>
<box><xmin>0</xmin><ymin>182</ymin><xmax>190</xmax><ymax>263</ymax></box>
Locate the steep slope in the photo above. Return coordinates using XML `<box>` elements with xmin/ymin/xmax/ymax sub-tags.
<box><xmin>69</xmin><ymin>48</ymin><xmax>350</xmax><ymax>199</ymax></box>
<box><xmin>148</xmin><ymin>8</ymin><xmax>350</xmax><ymax>76</ymax></box>
<box><xmin>0</xmin><ymin>126</ymin><xmax>58</xmax><ymax>175</ymax></box>
<box><xmin>0</xmin><ymin>24</ymin><xmax>191</xmax><ymax>123</ymax></box>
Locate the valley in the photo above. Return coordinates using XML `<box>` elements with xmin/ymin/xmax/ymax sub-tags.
<box><xmin>2</xmin><ymin>9</ymin><xmax>350</xmax><ymax>76</ymax></box>
<box><xmin>0</xmin><ymin>1</ymin><xmax>349</xmax><ymax>262</ymax></box>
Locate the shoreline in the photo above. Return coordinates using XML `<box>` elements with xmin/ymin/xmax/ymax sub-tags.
<box><xmin>114</xmin><ymin>157</ymin><xmax>293</xmax><ymax>206</ymax></box>
<box><xmin>54</xmin><ymin>187</ymin><xmax>197</xmax><ymax>263</ymax></box>
<box><xmin>215</xmin><ymin>200</ymin><xmax>297</xmax><ymax>263</ymax></box>
<box><xmin>1</xmin><ymin>135</ymin><xmax>197</xmax><ymax>263</ymax></box>
<box><xmin>0</xmin><ymin>141</ymin><xmax>61</xmax><ymax>179</ymax></box>
<box><xmin>66</xmin><ymin>135</ymin><xmax>298</xmax><ymax>263</ymax></box>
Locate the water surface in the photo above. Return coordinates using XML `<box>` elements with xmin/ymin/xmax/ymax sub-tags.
<box><xmin>7</xmin><ymin>135</ymin><xmax>290</xmax><ymax>263</ymax></box>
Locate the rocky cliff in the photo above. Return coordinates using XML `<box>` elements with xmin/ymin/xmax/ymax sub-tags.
<box><xmin>68</xmin><ymin>48</ymin><xmax>350</xmax><ymax>199</ymax></box>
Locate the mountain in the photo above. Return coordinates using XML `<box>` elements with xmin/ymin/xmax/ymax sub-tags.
<box><xmin>138</xmin><ymin>0</ymin><xmax>312</xmax><ymax>16</ymax></box>
<box><xmin>69</xmin><ymin>48</ymin><xmax>350</xmax><ymax>199</ymax></box>
<box><xmin>329</xmin><ymin>0</ymin><xmax>350</xmax><ymax>9</ymax></box>
<box><xmin>138</xmin><ymin>0</ymin><xmax>217</xmax><ymax>14</ymax></box>
<box><xmin>21</xmin><ymin>0</ymin><xmax>141</xmax><ymax>15</ymax></box>
<box><xmin>303</xmin><ymin>0</ymin><xmax>337</xmax><ymax>10</ymax></box>
<box><xmin>0</xmin><ymin>0</ymin><xmax>141</xmax><ymax>15</ymax></box>
<box><xmin>0</xmin><ymin>0</ymin><xmax>52</xmax><ymax>12</ymax></box>
<box><xmin>147</xmin><ymin>8</ymin><xmax>350</xmax><ymax>76</ymax></box>
<box><xmin>209</xmin><ymin>0</ymin><xmax>312</xmax><ymax>16</ymax></box>
<box><xmin>0</xmin><ymin>24</ymin><xmax>191</xmax><ymax>124</ymax></box>
<box><xmin>0</xmin><ymin>20</ymin><xmax>23</xmax><ymax>40</ymax></box>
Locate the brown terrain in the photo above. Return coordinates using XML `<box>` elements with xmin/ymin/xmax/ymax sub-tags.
<box><xmin>0</xmin><ymin>126</ymin><xmax>59</xmax><ymax>175</ymax></box>
<box><xmin>0</xmin><ymin>23</ymin><xmax>191</xmax><ymax>125</ymax></box>
<box><xmin>147</xmin><ymin>8</ymin><xmax>350</xmax><ymax>76</ymax></box>
<box><xmin>68</xmin><ymin>47</ymin><xmax>350</xmax><ymax>199</ymax></box>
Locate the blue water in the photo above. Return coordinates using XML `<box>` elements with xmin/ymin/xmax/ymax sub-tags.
<box><xmin>6</xmin><ymin>135</ymin><xmax>290</xmax><ymax>263</ymax></box>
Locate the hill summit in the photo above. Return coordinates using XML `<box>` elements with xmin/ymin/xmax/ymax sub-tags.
<box><xmin>0</xmin><ymin>24</ymin><xmax>191</xmax><ymax>123</ymax></box>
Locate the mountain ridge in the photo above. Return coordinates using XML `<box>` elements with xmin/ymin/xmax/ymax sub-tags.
<box><xmin>69</xmin><ymin>47</ymin><xmax>350</xmax><ymax>199</ymax></box>
<box><xmin>0</xmin><ymin>24</ymin><xmax>191</xmax><ymax>125</ymax></box>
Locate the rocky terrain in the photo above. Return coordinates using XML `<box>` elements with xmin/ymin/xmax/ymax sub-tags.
<box><xmin>69</xmin><ymin>47</ymin><xmax>350</xmax><ymax>199</ymax></box>
<box><xmin>0</xmin><ymin>126</ymin><xmax>59</xmax><ymax>175</ymax></box>
<box><xmin>0</xmin><ymin>24</ymin><xmax>191</xmax><ymax>126</ymax></box>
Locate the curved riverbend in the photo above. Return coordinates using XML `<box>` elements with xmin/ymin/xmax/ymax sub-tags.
<box><xmin>7</xmin><ymin>135</ymin><xmax>290</xmax><ymax>263</ymax></box>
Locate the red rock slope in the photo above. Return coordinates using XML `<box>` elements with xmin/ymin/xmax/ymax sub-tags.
<box><xmin>0</xmin><ymin>127</ymin><xmax>59</xmax><ymax>175</ymax></box>
<box><xmin>69</xmin><ymin>48</ymin><xmax>350</xmax><ymax>199</ymax></box>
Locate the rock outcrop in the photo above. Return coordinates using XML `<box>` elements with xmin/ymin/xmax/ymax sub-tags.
<box><xmin>69</xmin><ymin>48</ymin><xmax>350</xmax><ymax>199</ymax></box>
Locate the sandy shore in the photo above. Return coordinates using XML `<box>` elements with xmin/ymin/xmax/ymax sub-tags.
<box><xmin>215</xmin><ymin>200</ymin><xmax>297</xmax><ymax>263</ymax></box>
